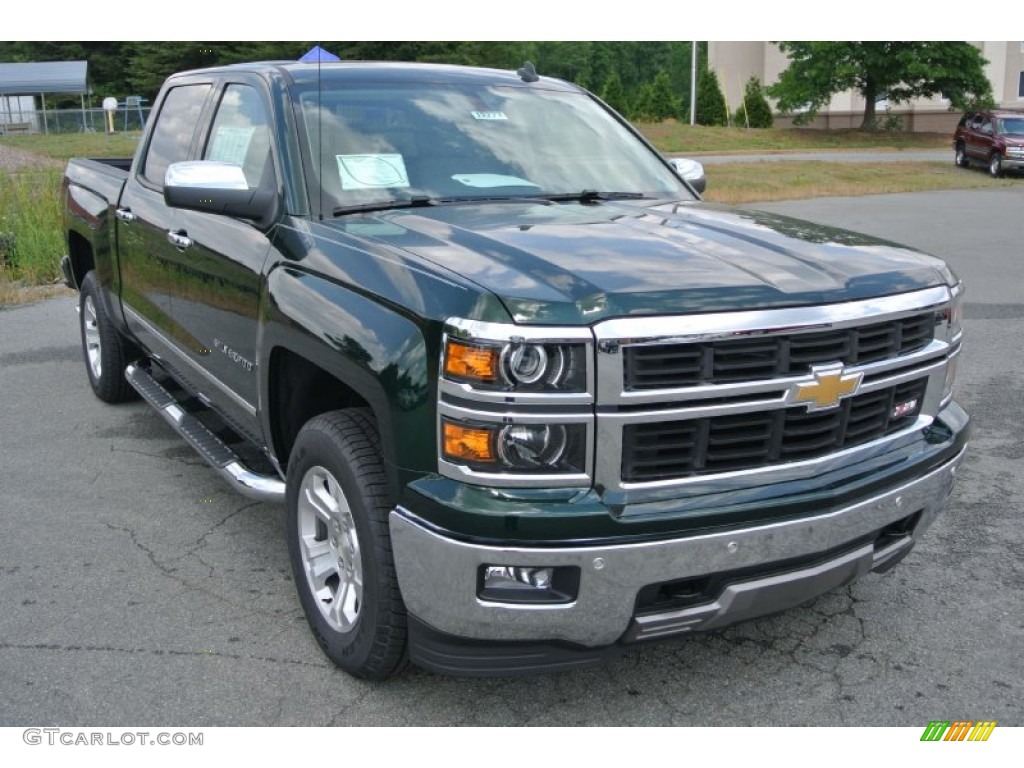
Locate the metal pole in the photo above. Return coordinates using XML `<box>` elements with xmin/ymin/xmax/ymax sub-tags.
<box><xmin>41</xmin><ymin>93</ymin><xmax>48</xmax><ymax>134</ymax></box>
<box><xmin>690</xmin><ymin>41</ymin><xmax>698</xmax><ymax>126</ymax></box>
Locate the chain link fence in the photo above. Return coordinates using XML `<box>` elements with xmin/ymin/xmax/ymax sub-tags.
<box><xmin>1</xmin><ymin>106</ymin><xmax>151</xmax><ymax>135</ymax></box>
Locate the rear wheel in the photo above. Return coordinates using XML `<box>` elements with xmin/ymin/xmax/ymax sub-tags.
<box><xmin>285</xmin><ymin>409</ymin><xmax>408</xmax><ymax>679</ymax></box>
<box><xmin>989</xmin><ymin>152</ymin><xmax>1003</xmax><ymax>178</ymax></box>
<box><xmin>955</xmin><ymin>143</ymin><xmax>968</xmax><ymax>168</ymax></box>
<box><xmin>79</xmin><ymin>271</ymin><xmax>139</xmax><ymax>403</ymax></box>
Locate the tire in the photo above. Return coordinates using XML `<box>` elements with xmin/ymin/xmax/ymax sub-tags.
<box><xmin>955</xmin><ymin>143</ymin><xmax>968</xmax><ymax>168</ymax></box>
<box><xmin>79</xmin><ymin>271</ymin><xmax>139</xmax><ymax>403</ymax></box>
<box><xmin>285</xmin><ymin>408</ymin><xmax>408</xmax><ymax>680</ymax></box>
<box><xmin>989</xmin><ymin>152</ymin><xmax>1003</xmax><ymax>178</ymax></box>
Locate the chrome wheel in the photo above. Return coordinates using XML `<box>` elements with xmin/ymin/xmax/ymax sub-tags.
<box><xmin>297</xmin><ymin>465</ymin><xmax>363</xmax><ymax>633</ymax></box>
<box><xmin>83</xmin><ymin>294</ymin><xmax>102</xmax><ymax>379</ymax></box>
<box><xmin>990</xmin><ymin>152</ymin><xmax>1002</xmax><ymax>178</ymax></box>
<box><xmin>955</xmin><ymin>144</ymin><xmax>967</xmax><ymax>168</ymax></box>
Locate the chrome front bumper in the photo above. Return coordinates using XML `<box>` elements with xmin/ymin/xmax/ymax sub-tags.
<box><xmin>391</xmin><ymin>447</ymin><xmax>965</xmax><ymax>647</ymax></box>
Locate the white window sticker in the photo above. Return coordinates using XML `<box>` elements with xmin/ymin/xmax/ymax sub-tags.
<box><xmin>471</xmin><ymin>111</ymin><xmax>508</xmax><ymax>121</ymax></box>
<box><xmin>451</xmin><ymin>173</ymin><xmax>539</xmax><ymax>189</ymax></box>
<box><xmin>336</xmin><ymin>154</ymin><xmax>410</xmax><ymax>190</ymax></box>
<box><xmin>208</xmin><ymin>126</ymin><xmax>255</xmax><ymax>166</ymax></box>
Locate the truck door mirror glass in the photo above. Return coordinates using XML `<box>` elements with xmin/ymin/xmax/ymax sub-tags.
<box><xmin>163</xmin><ymin>160</ymin><xmax>276</xmax><ymax>224</ymax></box>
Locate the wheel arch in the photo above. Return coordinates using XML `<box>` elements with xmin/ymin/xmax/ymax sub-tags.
<box><xmin>261</xmin><ymin>268</ymin><xmax>436</xmax><ymax>495</ymax></box>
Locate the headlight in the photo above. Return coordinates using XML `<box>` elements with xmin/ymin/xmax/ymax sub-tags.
<box><xmin>439</xmin><ymin>319</ymin><xmax>594</xmax><ymax>486</ymax></box>
<box><xmin>442</xmin><ymin>338</ymin><xmax>588</xmax><ymax>393</ymax></box>
<box><xmin>441</xmin><ymin>417</ymin><xmax>588</xmax><ymax>476</ymax></box>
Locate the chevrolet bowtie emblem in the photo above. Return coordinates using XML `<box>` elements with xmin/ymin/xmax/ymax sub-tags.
<box><xmin>788</xmin><ymin>364</ymin><xmax>864</xmax><ymax>411</ymax></box>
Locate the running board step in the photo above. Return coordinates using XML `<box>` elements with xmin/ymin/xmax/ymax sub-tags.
<box><xmin>125</xmin><ymin>361</ymin><xmax>285</xmax><ymax>503</ymax></box>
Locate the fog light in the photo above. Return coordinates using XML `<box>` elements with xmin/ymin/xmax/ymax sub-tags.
<box><xmin>484</xmin><ymin>566</ymin><xmax>553</xmax><ymax>590</ymax></box>
<box><xmin>478</xmin><ymin>564</ymin><xmax>581</xmax><ymax>604</ymax></box>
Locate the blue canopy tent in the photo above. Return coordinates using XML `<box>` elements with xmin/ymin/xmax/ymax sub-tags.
<box><xmin>300</xmin><ymin>46</ymin><xmax>340</xmax><ymax>63</ymax></box>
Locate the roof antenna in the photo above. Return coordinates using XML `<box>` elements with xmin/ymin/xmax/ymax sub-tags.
<box><xmin>516</xmin><ymin>62</ymin><xmax>539</xmax><ymax>83</ymax></box>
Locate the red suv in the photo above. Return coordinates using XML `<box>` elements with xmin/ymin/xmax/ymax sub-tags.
<box><xmin>954</xmin><ymin>110</ymin><xmax>1024</xmax><ymax>177</ymax></box>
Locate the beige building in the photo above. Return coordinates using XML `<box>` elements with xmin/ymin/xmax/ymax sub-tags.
<box><xmin>709</xmin><ymin>42</ymin><xmax>1024</xmax><ymax>132</ymax></box>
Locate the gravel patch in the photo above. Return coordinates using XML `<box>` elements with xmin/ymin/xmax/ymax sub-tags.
<box><xmin>0</xmin><ymin>142</ymin><xmax>61</xmax><ymax>171</ymax></box>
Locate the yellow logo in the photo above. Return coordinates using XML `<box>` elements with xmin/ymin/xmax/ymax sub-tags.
<box><xmin>789</xmin><ymin>364</ymin><xmax>863</xmax><ymax>411</ymax></box>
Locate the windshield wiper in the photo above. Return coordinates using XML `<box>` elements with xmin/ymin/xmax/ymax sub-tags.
<box><xmin>332</xmin><ymin>196</ymin><xmax>436</xmax><ymax>217</ymax></box>
<box><xmin>537</xmin><ymin>190</ymin><xmax>650</xmax><ymax>204</ymax></box>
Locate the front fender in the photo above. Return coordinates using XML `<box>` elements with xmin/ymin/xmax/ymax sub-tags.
<box><xmin>260</xmin><ymin>265</ymin><xmax>437</xmax><ymax>486</ymax></box>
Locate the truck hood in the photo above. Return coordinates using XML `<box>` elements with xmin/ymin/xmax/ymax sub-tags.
<box><xmin>325</xmin><ymin>199</ymin><xmax>951</xmax><ymax>324</ymax></box>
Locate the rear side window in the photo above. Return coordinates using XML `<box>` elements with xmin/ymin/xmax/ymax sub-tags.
<box><xmin>203</xmin><ymin>84</ymin><xmax>274</xmax><ymax>188</ymax></box>
<box><xmin>142</xmin><ymin>84</ymin><xmax>211</xmax><ymax>187</ymax></box>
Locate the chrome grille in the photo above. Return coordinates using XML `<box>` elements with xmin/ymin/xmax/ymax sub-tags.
<box><xmin>624</xmin><ymin>312</ymin><xmax>935</xmax><ymax>390</ymax></box>
<box><xmin>621</xmin><ymin>378</ymin><xmax>927</xmax><ymax>482</ymax></box>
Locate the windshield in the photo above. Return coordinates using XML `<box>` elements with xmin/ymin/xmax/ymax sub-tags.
<box><xmin>997</xmin><ymin>117</ymin><xmax>1024</xmax><ymax>135</ymax></box>
<box><xmin>295</xmin><ymin>81</ymin><xmax>692</xmax><ymax>214</ymax></box>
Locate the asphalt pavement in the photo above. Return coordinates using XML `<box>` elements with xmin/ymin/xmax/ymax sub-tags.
<box><xmin>0</xmin><ymin>187</ymin><xmax>1021</xmax><ymax>726</ymax></box>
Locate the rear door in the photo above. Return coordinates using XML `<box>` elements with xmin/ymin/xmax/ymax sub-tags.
<box><xmin>964</xmin><ymin>114</ymin><xmax>989</xmax><ymax>160</ymax></box>
<box><xmin>118</xmin><ymin>78</ymin><xmax>214</xmax><ymax>353</ymax></box>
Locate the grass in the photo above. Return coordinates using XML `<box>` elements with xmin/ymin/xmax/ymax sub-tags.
<box><xmin>635</xmin><ymin>121</ymin><xmax>949</xmax><ymax>154</ymax></box>
<box><xmin>1</xmin><ymin>131</ymin><xmax>141</xmax><ymax>161</ymax></box>
<box><xmin>701</xmin><ymin>161</ymin><xmax>1019</xmax><ymax>205</ymax></box>
<box><xmin>0</xmin><ymin>167</ymin><xmax>65</xmax><ymax>287</ymax></box>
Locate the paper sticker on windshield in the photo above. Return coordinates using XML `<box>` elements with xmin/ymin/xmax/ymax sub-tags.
<box><xmin>336</xmin><ymin>154</ymin><xmax>410</xmax><ymax>190</ymax></box>
<box><xmin>452</xmin><ymin>173</ymin><xmax>539</xmax><ymax>189</ymax></box>
<box><xmin>471</xmin><ymin>111</ymin><xmax>508</xmax><ymax>121</ymax></box>
<box><xmin>208</xmin><ymin>126</ymin><xmax>254</xmax><ymax>166</ymax></box>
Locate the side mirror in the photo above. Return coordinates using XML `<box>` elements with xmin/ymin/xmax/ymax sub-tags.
<box><xmin>163</xmin><ymin>161</ymin><xmax>277</xmax><ymax>225</ymax></box>
<box><xmin>668</xmin><ymin>157</ymin><xmax>706</xmax><ymax>194</ymax></box>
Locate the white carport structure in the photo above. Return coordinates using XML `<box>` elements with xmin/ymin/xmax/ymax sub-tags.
<box><xmin>0</xmin><ymin>61</ymin><xmax>88</xmax><ymax>134</ymax></box>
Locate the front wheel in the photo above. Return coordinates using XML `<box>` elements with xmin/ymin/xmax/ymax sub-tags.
<box><xmin>989</xmin><ymin>152</ymin><xmax>1003</xmax><ymax>178</ymax></box>
<box><xmin>955</xmin><ymin>143</ymin><xmax>968</xmax><ymax>168</ymax></box>
<box><xmin>285</xmin><ymin>409</ymin><xmax>408</xmax><ymax>680</ymax></box>
<box><xmin>79</xmin><ymin>271</ymin><xmax>139</xmax><ymax>403</ymax></box>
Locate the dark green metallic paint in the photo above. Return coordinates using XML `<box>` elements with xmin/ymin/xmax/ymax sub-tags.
<box><xmin>64</xmin><ymin>60</ymin><xmax>967</xmax><ymax>548</ymax></box>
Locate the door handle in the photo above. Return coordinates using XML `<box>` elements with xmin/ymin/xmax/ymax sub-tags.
<box><xmin>166</xmin><ymin>230</ymin><xmax>193</xmax><ymax>250</ymax></box>
<box><xmin>115</xmin><ymin>208</ymin><xmax>136</xmax><ymax>223</ymax></box>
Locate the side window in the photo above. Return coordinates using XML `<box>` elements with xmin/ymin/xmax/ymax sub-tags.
<box><xmin>969</xmin><ymin>115</ymin><xmax>983</xmax><ymax>131</ymax></box>
<box><xmin>203</xmin><ymin>84</ymin><xmax>273</xmax><ymax>188</ymax></box>
<box><xmin>142</xmin><ymin>84</ymin><xmax>211</xmax><ymax>187</ymax></box>
<box><xmin>981</xmin><ymin>119</ymin><xmax>993</xmax><ymax>136</ymax></box>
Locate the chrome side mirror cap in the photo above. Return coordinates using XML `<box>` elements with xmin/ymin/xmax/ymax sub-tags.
<box><xmin>668</xmin><ymin>157</ymin><xmax>706</xmax><ymax>194</ymax></box>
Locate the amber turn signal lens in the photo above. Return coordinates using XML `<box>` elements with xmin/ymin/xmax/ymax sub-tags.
<box><xmin>444</xmin><ymin>340</ymin><xmax>500</xmax><ymax>382</ymax></box>
<box><xmin>443</xmin><ymin>421</ymin><xmax>496</xmax><ymax>464</ymax></box>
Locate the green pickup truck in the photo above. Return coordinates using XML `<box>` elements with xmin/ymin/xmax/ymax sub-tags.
<box><xmin>61</xmin><ymin>61</ymin><xmax>968</xmax><ymax>679</ymax></box>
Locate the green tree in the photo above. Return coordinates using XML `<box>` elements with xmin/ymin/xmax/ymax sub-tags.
<box><xmin>768</xmin><ymin>41</ymin><xmax>994</xmax><ymax>130</ymax></box>
<box><xmin>646</xmin><ymin>71</ymin><xmax>680</xmax><ymax>121</ymax></box>
<box><xmin>600</xmin><ymin>71</ymin><xmax>629</xmax><ymax>116</ymax></box>
<box><xmin>734</xmin><ymin>76</ymin><xmax>773</xmax><ymax>128</ymax></box>
<box><xmin>696</xmin><ymin>69</ymin><xmax>728</xmax><ymax>126</ymax></box>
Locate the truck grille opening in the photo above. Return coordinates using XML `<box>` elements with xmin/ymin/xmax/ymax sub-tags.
<box><xmin>621</xmin><ymin>378</ymin><xmax>927</xmax><ymax>483</ymax></box>
<box><xmin>624</xmin><ymin>312</ymin><xmax>935</xmax><ymax>391</ymax></box>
